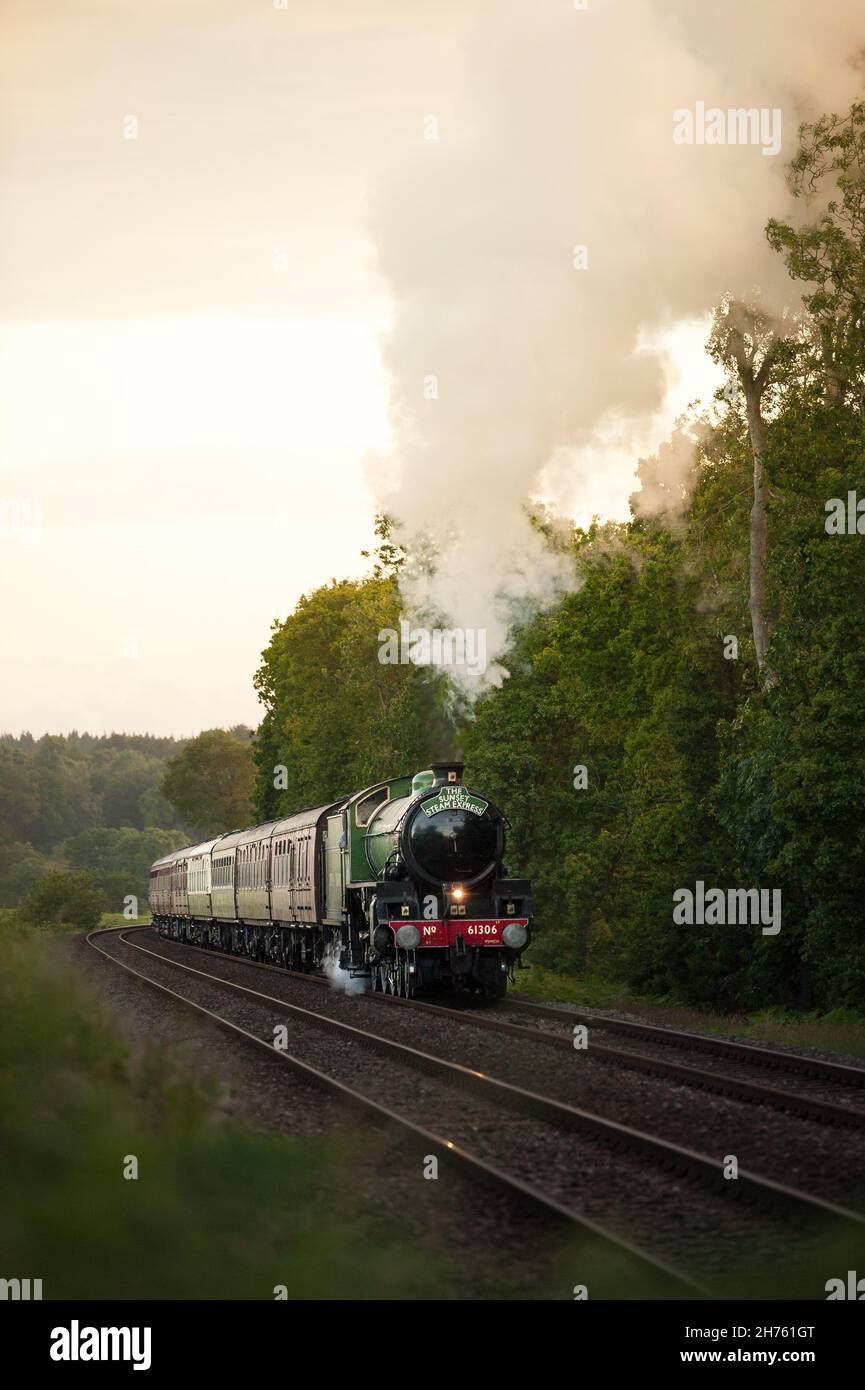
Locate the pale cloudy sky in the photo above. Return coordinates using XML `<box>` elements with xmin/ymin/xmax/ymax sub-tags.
<box><xmin>1</xmin><ymin>1</ymin><xmax>734</xmax><ymax>736</ymax></box>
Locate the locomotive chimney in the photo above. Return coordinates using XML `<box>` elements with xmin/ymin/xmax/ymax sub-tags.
<box><xmin>431</xmin><ymin>762</ymin><xmax>464</xmax><ymax>787</ymax></box>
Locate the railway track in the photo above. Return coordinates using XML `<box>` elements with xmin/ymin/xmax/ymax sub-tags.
<box><xmin>138</xmin><ymin>925</ymin><xmax>865</xmax><ymax>1132</ymax></box>
<box><xmin>502</xmin><ymin>996</ymin><xmax>865</xmax><ymax>1089</ymax></box>
<box><xmin>85</xmin><ymin>925</ymin><xmax>699</xmax><ymax>1298</ymax></box>
<box><xmin>374</xmin><ymin>987</ymin><xmax>865</xmax><ymax>1131</ymax></box>
<box><xmin>88</xmin><ymin>925</ymin><xmax>865</xmax><ymax>1295</ymax></box>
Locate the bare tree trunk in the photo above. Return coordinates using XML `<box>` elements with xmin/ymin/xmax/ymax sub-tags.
<box><xmin>741</xmin><ymin>383</ymin><xmax>770</xmax><ymax>670</ymax></box>
<box><xmin>734</xmin><ymin>347</ymin><xmax>775</xmax><ymax>673</ymax></box>
<box><xmin>709</xmin><ymin>300</ymin><xmax>779</xmax><ymax>677</ymax></box>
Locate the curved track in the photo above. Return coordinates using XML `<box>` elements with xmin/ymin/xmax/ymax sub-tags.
<box><xmin>85</xmin><ymin>925</ymin><xmax>701</xmax><ymax>1297</ymax></box>
<box><xmin>88</xmin><ymin>924</ymin><xmax>865</xmax><ymax>1297</ymax></box>
<box><xmin>503</xmin><ymin>996</ymin><xmax>865</xmax><ymax>1088</ymax></box>
<box><xmin>143</xmin><ymin>925</ymin><xmax>865</xmax><ymax>1130</ymax></box>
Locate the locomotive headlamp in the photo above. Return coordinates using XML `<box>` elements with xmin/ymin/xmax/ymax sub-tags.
<box><xmin>373</xmin><ymin>926</ymin><xmax>393</xmax><ymax>953</ymax></box>
<box><xmin>396</xmin><ymin>923</ymin><xmax>421</xmax><ymax>949</ymax></box>
<box><xmin>501</xmin><ymin>921</ymin><xmax>528</xmax><ymax>949</ymax></box>
<box><xmin>451</xmin><ymin>886</ymin><xmax>465</xmax><ymax>901</ymax></box>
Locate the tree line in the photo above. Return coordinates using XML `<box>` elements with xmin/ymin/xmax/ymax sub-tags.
<box><xmin>0</xmin><ymin>729</ymin><xmax>255</xmax><ymax>911</ymax></box>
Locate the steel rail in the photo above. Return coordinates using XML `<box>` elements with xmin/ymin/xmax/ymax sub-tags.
<box><xmin>85</xmin><ymin>926</ymin><xmax>699</xmax><ymax>1296</ymax></box>
<box><xmin>501</xmin><ymin>997</ymin><xmax>865</xmax><ymax>1088</ymax></box>
<box><xmin>136</xmin><ymin>927</ymin><xmax>865</xmax><ymax>1131</ymax></box>
<box><xmin>108</xmin><ymin>928</ymin><xmax>865</xmax><ymax>1234</ymax></box>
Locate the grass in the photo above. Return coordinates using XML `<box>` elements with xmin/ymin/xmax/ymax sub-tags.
<box><xmin>0</xmin><ymin>906</ymin><xmax>154</xmax><ymax>936</ymax></box>
<box><xmin>99</xmin><ymin>910</ymin><xmax>153</xmax><ymax>928</ymax></box>
<box><xmin>0</xmin><ymin>920</ymin><xmax>456</xmax><ymax>1299</ymax></box>
<box><xmin>515</xmin><ymin>962</ymin><xmax>865</xmax><ymax>1060</ymax></box>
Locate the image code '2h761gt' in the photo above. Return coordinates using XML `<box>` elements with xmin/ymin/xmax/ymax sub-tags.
<box><xmin>148</xmin><ymin>763</ymin><xmax>532</xmax><ymax>998</ymax></box>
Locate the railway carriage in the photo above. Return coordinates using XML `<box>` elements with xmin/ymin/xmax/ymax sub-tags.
<box><xmin>150</xmin><ymin>763</ymin><xmax>531</xmax><ymax>998</ymax></box>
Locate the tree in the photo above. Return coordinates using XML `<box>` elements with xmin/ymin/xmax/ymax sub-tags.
<box><xmin>767</xmin><ymin>102</ymin><xmax>865</xmax><ymax>402</ymax></box>
<box><xmin>96</xmin><ymin>749</ymin><xmax>167</xmax><ymax>829</ymax></box>
<box><xmin>708</xmin><ymin>298</ymin><xmax>785</xmax><ymax>672</ymax></box>
<box><xmin>711</xmin><ymin>400</ymin><xmax>865</xmax><ymax>1009</ymax></box>
<box><xmin>463</xmin><ymin>521</ymin><xmax>740</xmax><ymax>991</ymax></box>
<box><xmin>0</xmin><ymin>733</ymin><xmax>191</xmax><ymax>852</ymax></box>
<box><xmin>32</xmin><ymin>738</ymin><xmax>100</xmax><ymax>849</ymax></box>
<box><xmin>359</xmin><ymin>513</ymin><xmax>408</xmax><ymax>579</ymax></box>
<box><xmin>19</xmin><ymin>870</ymin><xmax>103</xmax><ymax>933</ymax></box>
<box><xmin>0</xmin><ymin>842</ymin><xmax>53</xmax><ymax>907</ymax></box>
<box><xmin>252</xmin><ymin>571</ymin><xmax>457</xmax><ymax>822</ymax></box>
<box><xmin>161</xmin><ymin>730</ymin><xmax>256</xmax><ymax>838</ymax></box>
<box><xmin>63</xmin><ymin>826</ymin><xmax>188</xmax><ymax>907</ymax></box>
<box><xmin>0</xmin><ymin>745</ymin><xmax>41</xmax><ymax>845</ymax></box>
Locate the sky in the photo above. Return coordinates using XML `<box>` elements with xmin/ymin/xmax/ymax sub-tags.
<box><xmin>1</xmin><ymin>0</ymin><xmax>466</xmax><ymax>735</ymax></box>
<box><xmin>7</xmin><ymin>0</ymin><xmax>852</xmax><ymax>736</ymax></box>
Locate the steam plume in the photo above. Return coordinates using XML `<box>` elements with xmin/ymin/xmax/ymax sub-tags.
<box><xmin>368</xmin><ymin>0</ymin><xmax>864</xmax><ymax>692</ymax></box>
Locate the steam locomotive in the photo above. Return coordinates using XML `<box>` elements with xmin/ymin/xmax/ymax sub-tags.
<box><xmin>149</xmin><ymin>763</ymin><xmax>531</xmax><ymax>998</ymax></box>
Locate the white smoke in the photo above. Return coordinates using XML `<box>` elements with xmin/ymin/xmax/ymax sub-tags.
<box><xmin>322</xmin><ymin>943</ymin><xmax>367</xmax><ymax>996</ymax></box>
<box><xmin>630</xmin><ymin>420</ymin><xmax>710</xmax><ymax>527</ymax></box>
<box><xmin>368</xmin><ymin>0</ymin><xmax>865</xmax><ymax>693</ymax></box>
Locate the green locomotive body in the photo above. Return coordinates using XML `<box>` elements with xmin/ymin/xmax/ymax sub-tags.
<box><xmin>150</xmin><ymin>762</ymin><xmax>531</xmax><ymax>998</ymax></box>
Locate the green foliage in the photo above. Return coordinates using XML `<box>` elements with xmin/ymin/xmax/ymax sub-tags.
<box><xmin>19</xmin><ymin>869</ymin><xmax>104</xmax><ymax>933</ymax></box>
<box><xmin>711</xmin><ymin>403</ymin><xmax>865</xmax><ymax>1009</ymax></box>
<box><xmin>161</xmin><ymin>728</ymin><xmax>256</xmax><ymax>838</ymax></box>
<box><xmin>767</xmin><ymin>102</ymin><xmax>865</xmax><ymax>398</ymax></box>
<box><xmin>62</xmin><ymin>826</ymin><xmax>188</xmax><ymax>910</ymax></box>
<box><xmin>0</xmin><ymin>933</ymin><xmax>453</xmax><ymax>1298</ymax></box>
<box><xmin>0</xmin><ymin>731</ymin><xmax>190</xmax><ymax>852</ymax></box>
<box><xmin>464</xmin><ymin>522</ymin><xmax>739</xmax><ymax>995</ymax></box>
<box><xmin>464</xmin><ymin>383</ymin><xmax>865</xmax><ymax>1011</ymax></box>
<box><xmin>360</xmin><ymin>512</ymin><xmax>409</xmax><ymax>579</ymax></box>
<box><xmin>0</xmin><ymin>733</ymin><xmax>199</xmax><ymax>911</ymax></box>
<box><xmin>0</xmin><ymin>840</ymin><xmax>53</xmax><ymax>907</ymax></box>
<box><xmin>252</xmin><ymin>574</ymin><xmax>458</xmax><ymax>819</ymax></box>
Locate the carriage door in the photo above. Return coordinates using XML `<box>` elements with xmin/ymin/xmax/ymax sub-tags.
<box><xmin>324</xmin><ymin>815</ymin><xmax>345</xmax><ymax>924</ymax></box>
